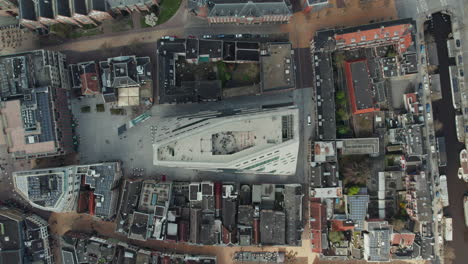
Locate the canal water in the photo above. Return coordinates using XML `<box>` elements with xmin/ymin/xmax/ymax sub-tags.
<box><xmin>428</xmin><ymin>12</ymin><xmax>468</xmax><ymax>264</ymax></box>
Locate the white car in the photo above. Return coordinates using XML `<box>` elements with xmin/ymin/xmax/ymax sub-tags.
<box><xmin>307</xmin><ymin>115</ymin><xmax>311</xmax><ymax>126</ymax></box>
<box><xmin>235</xmin><ymin>34</ymin><xmax>242</xmax><ymax>38</ymax></box>
<box><xmin>202</xmin><ymin>35</ymin><xmax>212</xmax><ymax>39</ymax></box>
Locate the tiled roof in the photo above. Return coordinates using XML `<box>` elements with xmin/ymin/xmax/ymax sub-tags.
<box><xmin>335</xmin><ymin>24</ymin><xmax>413</xmax><ymax>53</ymax></box>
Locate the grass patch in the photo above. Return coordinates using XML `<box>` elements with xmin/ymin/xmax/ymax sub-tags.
<box><xmin>81</xmin><ymin>106</ymin><xmax>91</xmax><ymax>113</ymax></box>
<box><xmin>96</xmin><ymin>104</ymin><xmax>105</xmax><ymax>112</ymax></box>
<box><xmin>217</xmin><ymin>61</ymin><xmax>231</xmax><ymax>87</ymax></box>
<box><xmin>110</xmin><ymin>108</ymin><xmax>126</xmax><ymax>115</ymax></box>
<box><xmin>157</xmin><ymin>0</ymin><xmax>182</xmax><ymax>25</ymax></box>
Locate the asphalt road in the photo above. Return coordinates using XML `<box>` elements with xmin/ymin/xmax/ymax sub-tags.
<box><xmin>294</xmin><ymin>48</ymin><xmax>314</xmax><ymax>89</ymax></box>
<box><xmin>429</xmin><ymin>12</ymin><xmax>468</xmax><ymax>264</ymax></box>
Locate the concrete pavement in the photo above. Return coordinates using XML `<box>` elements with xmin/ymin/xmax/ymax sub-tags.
<box><xmin>73</xmin><ymin>88</ymin><xmax>314</xmax><ymax>184</ymax></box>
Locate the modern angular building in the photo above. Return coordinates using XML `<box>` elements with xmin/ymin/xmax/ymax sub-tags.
<box><xmin>0</xmin><ymin>50</ymin><xmax>73</xmax><ymax>159</ymax></box>
<box><xmin>188</xmin><ymin>0</ymin><xmax>292</xmax><ymax>24</ymax></box>
<box><xmin>152</xmin><ymin>107</ymin><xmax>300</xmax><ymax>175</ymax></box>
<box><xmin>13</xmin><ymin>162</ymin><xmax>122</xmax><ymax>216</ymax></box>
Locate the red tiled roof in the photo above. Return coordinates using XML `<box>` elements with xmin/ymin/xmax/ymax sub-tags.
<box><xmin>310</xmin><ymin>200</ymin><xmax>326</xmax><ymax>231</ymax></box>
<box><xmin>81</xmin><ymin>72</ymin><xmax>100</xmax><ymax>95</ymax></box>
<box><xmin>253</xmin><ymin>219</ymin><xmax>260</xmax><ymax>245</ymax></box>
<box><xmin>391</xmin><ymin>232</ymin><xmax>415</xmax><ymax>247</ymax></box>
<box><xmin>311</xmin><ymin>230</ymin><xmax>322</xmax><ymax>253</ymax></box>
<box><xmin>88</xmin><ymin>192</ymin><xmax>95</xmax><ymax>216</ymax></box>
<box><xmin>335</xmin><ymin>24</ymin><xmax>413</xmax><ymax>53</ymax></box>
<box><xmin>330</xmin><ymin>219</ymin><xmax>355</xmax><ymax>232</ymax></box>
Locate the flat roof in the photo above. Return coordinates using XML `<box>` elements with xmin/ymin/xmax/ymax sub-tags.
<box><xmin>80</xmin><ymin>163</ymin><xmax>121</xmax><ymax>218</ymax></box>
<box><xmin>0</xmin><ymin>215</ymin><xmax>21</xmax><ymax>251</ymax></box>
<box><xmin>260</xmin><ymin>210</ymin><xmax>285</xmax><ymax>245</ymax></box>
<box><xmin>314</xmin><ymin>52</ymin><xmax>336</xmax><ymax>140</ymax></box>
<box><xmin>345</xmin><ymin>59</ymin><xmax>375</xmax><ymax>114</ymax></box>
<box><xmin>339</xmin><ymin>138</ymin><xmax>380</xmax><ymax>155</ymax></box>
<box><xmin>261</xmin><ymin>43</ymin><xmax>294</xmax><ymax>92</ymax></box>
<box><xmin>14</xmin><ymin>168</ymin><xmax>70</xmax><ymax>211</ymax></box>
<box><xmin>1</xmin><ymin>99</ymin><xmax>57</xmax><ymax>156</ymax></box>
<box><xmin>153</xmin><ymin>108</ymin><xmax>299</xmax><ymax>174</ymax></box>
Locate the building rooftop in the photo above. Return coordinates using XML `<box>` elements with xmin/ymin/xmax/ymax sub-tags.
<box><xmin>137</xmin><ymin>181</ymin><xmax>171</xmax><ymax>214</ymax></box>
<box><xmin>70</xmin><ymin>61</ymin><xmax>100</xmax><ymax>95</ymax></box>
<box><xmin>207</xmin><ymin>0</ymin><xmax>292</xmax><ymax>18</ymax></box>
<box><xmin>116</xmin><ymin>180</ymin><xmax>142</xmax><ymax>235</ymax></box>
<box><xmin>338</xmin><ymin>138</ymin><xmax>380</xmax><ymax>156</ymax></box>
<box><xmin>261</xmin><ymin>43</ymin><xmax>295</xmax><ymax>92</ymax></box>
<box><xmin>0</xmin><ymin>209</ymin><xmax>52</xmax><ymax>264</ymax></box>
<box><xmin>199</xmin><ymin>40</ymin><xmax>223</xmax><ymax>59</ymax></box>
<box><xmin>1</xmin><ymin>89</ymin><xmax>59</xmax><ymax>157</ymax></box>
<box><xmin>310</xmin><ymin>187</ymin><xmax>342</xmax><ymax>198</ymax></box>
<box><xmin>363</xmin><ymin>221</ymin><xmax>393</xmax><ymax>262</ymax></box>
<box><xmin>79</xmin><ymin>163</ymin><xmax>122</xmax><ymax>218</ymax></box>
<box><xmin>344</xmin><ymin>59</ymin><xmax>378</xmax><ymax>115</ymax></box>
<box><xmin>314</xmin><ymin>52</ymin><xmax>336</xmax><ymax>140</ymax></box>
<box><xmin>13</xmin><ymin>166</ymin><xmax>79</xmax><ymax>212</ymax></box>
<box><xmin>260</xmin><ymin>210</ymin><xmax>285</xmax><ymax>245</ymax></box>
<box><xmin>129</xmin><ymin>212</ymin><xmax>150</xmax><ymax>241</ymax></box>
<box><xmin>284</xmin><ymin>184</ymin><xmax>302</xmax><ymax>246</ymax></box>
<box><xmin>346</xmin><ymin>195</ymin><xmax>369</xmax><ymax>230</ymax></box>
<box><xmin>153</xmin><ymin>107</ymin><xmax>299</xmax><ymax>175</ymax></box>
<box><xmin>313</xmin><ymin>141</ymin><xmax>336</xmax><ymax>163</ymax></box>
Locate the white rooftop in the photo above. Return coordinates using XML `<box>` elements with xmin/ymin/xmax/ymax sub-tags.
<box><xmin>153</xmin><ymin>107</ymin><xmax>299</xmax><ymax>175</ymax></box>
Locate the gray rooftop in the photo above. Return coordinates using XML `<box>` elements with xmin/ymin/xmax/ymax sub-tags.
<box><xmin>260</xmin><ymin>210</ymin><xmax>285</xmax><ymax>245</ymax></box>
<box><xmin>364</xmin><ymin>221</ymin><xmax>392</xmax><ymax>262</ymax></box>
<box><xmin>207</xmin><ymin>0</ymin><xmax>292</xmax><ymax>18</ymax></box>
<box><xmin>348</xmin><ymin>60</ymin><xmax>373</xmax><ymax>111</ymax></box>
<box><xmin>346</xmin><ymin>195</ymin><xmax>369</xmax><ymax>230</ymax></box>
<box><xmin>284</xmin><ymin>185</ymin><xmax>302</xmax><ymax>246</ymax></box>
<box><xmin>80</xmin><ymin>163</ymin><xmax>121</xmax><ymax>218</ymax></box>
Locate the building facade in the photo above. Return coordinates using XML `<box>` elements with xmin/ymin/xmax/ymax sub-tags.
<box><xmin>17</xmin><ymin>0</ymin><xmax>157</xmax><ymax>29</ymax></box>
<box><xmin>188</xmin><ymin>0</ymin><xmax>292</xmax><ymax>25</ymax></box>
<box><xmin>13</xmin><ymin>162</ymin><xmax>122</xmax><ymax>215</ymax></box>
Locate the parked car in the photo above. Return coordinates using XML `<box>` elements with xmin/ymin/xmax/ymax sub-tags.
<box><xmin>202</xmin><ymin>35</ymin><xmax>212</xmax><ymax>39</ymax></box>
<box><xmin>235</xmin><ymin>34</ymin><xmax>242</xmax><ymax>38</ymax></box>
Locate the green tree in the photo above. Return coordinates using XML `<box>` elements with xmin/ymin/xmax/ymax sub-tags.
<box><xmin>347</xmin><ymin>186</ymin><xmax>360</xmax><ymax>195</ymax></box>
<box><xmin>337</xmin><ymin>125</ymin><xmax>350</xmax><ymax>135</ymax></box>
<box><xmin>336</xmin><ymin>90</ymin><xmax>345</xmax><ymax>101</ymax></box>
<box><xmin>329</xmin><ymin>231</ymin><xmax>345</xmax><ymax>243</ymax></box>
<box><xmin>336</xmin><ymin>108</ymin><xmax>349</xmax><ymax>121</ymax></box>
<box><xmin>334</xmin><ymin>53</ymin><xmax>346</xmax><ymax>66</ymax></box>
